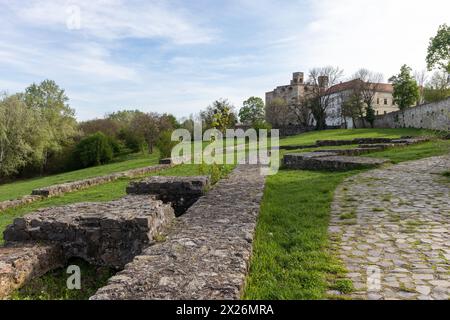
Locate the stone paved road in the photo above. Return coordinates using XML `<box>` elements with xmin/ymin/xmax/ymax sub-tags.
<box><xmin>329</xmin><ymin>155</ymin><xmax>450</xmax><ymax>300</ymax></box>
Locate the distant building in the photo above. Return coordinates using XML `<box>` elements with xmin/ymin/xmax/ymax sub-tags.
<box><xmin>265</xmin><ymin>72</ymin><xmax>398</xmax><ymax>129</ymax></box>
<box><xmin>325</xmin><ymin>79</ymin><xmax>398</xmax><ymax>128</ymax></box>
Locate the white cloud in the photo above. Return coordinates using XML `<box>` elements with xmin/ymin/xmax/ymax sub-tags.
<box><xmin>5</xmin><ymin>0</ymin><xmax>215</xmax><ymax>44</ymax></box>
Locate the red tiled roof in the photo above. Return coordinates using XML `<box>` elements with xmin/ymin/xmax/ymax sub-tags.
<box><xmin>326</xmin><ymin>79</ymin><xmax>393</xmax><ymax>95</ymax></box>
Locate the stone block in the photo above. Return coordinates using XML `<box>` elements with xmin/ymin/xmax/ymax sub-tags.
<box><xmin>3</xmin><ymin>196</ymin><xmax>175</xmax><ymax>268</ymax></box>
<box><xmin>126</xmin><ymin>176</ymin><xmax>210</xmax><ymax>216</ymax></box>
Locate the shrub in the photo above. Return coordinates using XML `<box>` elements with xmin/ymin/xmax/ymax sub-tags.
<box><xmin>118</xmin><ymin>129</ymin><xmax>147</xmax><ymax>153</ymax></box>
<box><xmin>198</xmin><ymin>162</ymin><xmax>232</xmax><ymax>185</ymax></box>
<box><xmin>72</xmin><ymin>132</ymin><xmax>114</xmax><ymax>168</ymax></box>
<box><xmin>156</xmin><ymin>130</ymin><xmax>178</xmax><ymax>160</ymax></box>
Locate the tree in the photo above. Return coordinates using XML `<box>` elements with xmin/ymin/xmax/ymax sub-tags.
<box><xmin>239</xmin><ymin>97</ymin><xmax>265</xmax><ymax>126</ymax></box>
<box><xmin>351</xmin><ymin>69</ymin><xmax>384</xmax><ymax>127</ymax></box>
<box><xmin>426</xmin><ymin>24</ymin><xmax>450</xmax><ymax>74</ymax></box>
<box><xmin>23</xmin><ymin>80</ymin><xmax>78</xmax><ymax>172</ymax></box>
<box><xmin>0</xmin><ymin>94</ymin><xmax>44</xmax><ymax>177</ymax></box>
<box><xmin>71</xmin><ymin>132</ymin><xmax>114</xmax><ymax>168</ymax></box>
<box><xmin>423</xmin><ymin>70</ymin><xmax>450</xmax><ymax>102</ymax></box>
<box><xmin>389</xmin><ymin>65</ymin><xmax>419</xmax><ymax>126</ymax></box>
<box><xmin>79</xmin><ymin>118</ymin><xmax>121</xmax><ymax>137</ymax></box>
<box><xmin>129</xmin><ymin>112</ymin><xmax>160</xmax><ymax>153</ymax></box>
<box><xmin>200</xmin><ymin>99</ymin><xmax>237</xmax><ymax>132</ymax></box>
<box><xmin>341</xmin><ymin>90</ymin><xmax>365</xmax><ymax>128</ymax></box>
<box><xmin>265</xmin><ymin>98</ymin><xmax>291</xmax><ymax>127</ymax></box>
<box><xmin>307</xmin><ymin>66</ymin><xmax>344</xmax><ymax>130</ymax></box>
<box><xmin>414</xmin><ymin>70</ymin><xmax>428</xmax><ymax>105</ymax></box>
<box><xmin>288</xmin><ymin>97</ymin><xmax>312</xmax><ymax>128</ymax></box>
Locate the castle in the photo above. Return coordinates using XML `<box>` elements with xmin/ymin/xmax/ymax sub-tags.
<box><xmin>265</xmin><ymin>72</ymin><xmax>398</xmax><ymax>128</ymax></box>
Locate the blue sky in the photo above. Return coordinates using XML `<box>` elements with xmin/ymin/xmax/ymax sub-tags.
<box><xmin>1</xmin><ymin>0</ymin><xmax>449</xmax><ymax>120</ymax></box>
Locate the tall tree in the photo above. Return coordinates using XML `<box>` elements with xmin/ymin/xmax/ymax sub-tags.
<box><xmin>426</xmin><ymin>24</ymin><xmax>450</xmax><ymax>74</ymax></box>
<box><xmin>389</xmin><ymin>65</ymin><xmax>419</xmax><ymax>126</ymax></box>
<box><xmin>239</xmin><ymin>97</ymin><xmax>265</xmax><ymax>126</ymax></box>
<box><xmin>307</xmin><ymin>66</ymin><xmax>344</xmax><ymax>130</ymax></box>
<box><xmin>23</xmin><ymin>80</ymin><xmax>78</xmax><ymax>172</ymax></box>
<box><xmin>414</xmin><ymin>70</ymin><xmax>428</xmax><ymax>105</ymax></box>
<box><xmin>0</xmin><ymin>94</ymin><xmax>44</xmax><ymax>176</ymax></box>
<box><xmin>201</xmin><ymin>99</ymin><xmax>237</xmax><ymax>132</ymax></box>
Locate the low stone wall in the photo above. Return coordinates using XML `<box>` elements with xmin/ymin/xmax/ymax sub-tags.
<box><xmin>91</xmin><ymin>165</ymin><xmax>266</xmax><ymax>300</ymax></box>
<box><xmin>126</xmin><ymin>176</ymin><xmax>210</xmax><ymax>216</ymax></box>
<box><xmin>4</xmin><ymin>196</ymin><xmax>175</xmax><ymax>268</ymax></box>
<box><xmin>283</xmin><ymin>152</ymin><xmax>389</xmax><ymax>171</ymax></box>
<box><xmin>0</xmin><ymin>243</ymin><xmax>65</xmax><ymax>299</ymax></box>
<box><xmin>0</xmin><ymin>164</ymin><xmax>172</xmax><ymax>212</ymax></box>
<box><xmin>31</xmin><ymin>164</ymin><xmax>171</xmax><ymax>197</ymax></box>
<box><xmin>354</xmin><ymin>98</ymin><xmax>450</xmax><ymax>131</ymax></box>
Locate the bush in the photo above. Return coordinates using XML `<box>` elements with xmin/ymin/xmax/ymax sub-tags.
<box><xmin>118</xmin><ymin>129</ymin><xmax>147</xmax><ymax>153</ymax></box>
<box><xmin>156</xmin><ymin>130</ymin><xmax>179</xmax><ymax>160</ymax></box>
<box><xmin>72</xmin><ymin>132</ymin><xmax>114</xmax><ymax>168</ymax></box>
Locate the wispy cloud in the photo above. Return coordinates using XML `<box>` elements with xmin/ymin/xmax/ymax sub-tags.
<box><xmin>4</xmin><ymin>0</ymin><xmax>216</xmax><ymax>44</ymax></box>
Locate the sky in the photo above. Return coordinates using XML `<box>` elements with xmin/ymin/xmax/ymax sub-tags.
<box><xmin>1</xmin><ymin>0</ymin><xmax>449</xmax><ymax>121</ymax></box>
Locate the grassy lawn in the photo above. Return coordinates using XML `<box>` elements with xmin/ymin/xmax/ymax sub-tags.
<box><xmin>0</xmin><ymin>152</ymin><xmax>160</xmax><ymax>202</ymax></box>
<box><xmin>279</xmin><ymin>128</ymin><xmax>435</xmax><ymax>146</ymax></box>
<box><xmin>244</xmin><ymin>169</ymin><xmax>356</xmax><ymax>299</ymax></box>
<box><xmin>245</xmin><ymin>129</ymin><xmax>450</xmax><ymax>299</ymax></box>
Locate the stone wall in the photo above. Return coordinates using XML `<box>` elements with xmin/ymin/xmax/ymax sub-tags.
<box><xmin>0</xmin><ymin>164</ymin><xmax>172</xmax><ymax>212</ymax></box>
<box><xmin>91</xmin><ymin>165</ymin><xmax>266</xmax><ymax>300</ymax></box>
<box><xmin>3</xmin><ymin>196</ymin><xmax>175</xmax><ymax>268</ymax></box>
<box><xmin>0</xmin><ymin>243</ymin><xmax>65</xmax><ymax>299</ymax></box>
<box><xmin>354</xmin><ymin>98</ymin><xmax>450</xmax><ymax>131</ymax></box>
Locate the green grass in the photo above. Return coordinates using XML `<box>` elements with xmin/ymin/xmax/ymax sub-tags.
<box><xmin>368</xmin><ymin>139</ymin><xmax>450</xmax><ymax>163</ymax></box>
<box><xmin>279</xmin><ymin>128</ymin><xmax>433</xmax><ymax>147</ymax></box>
<box><xmin>244</xmin><ymin>169</ymin><xmax>356</xmax><ymax>299</ymax></box>
<box><xmin>245</xmin><ymin>128</ymin><xmax>450</xmax><ymax>299</ymax></box>
<box><xmin>0</xmin><ymin>152</ymin><xmax>160</xmax><ymax>202</ymax></box>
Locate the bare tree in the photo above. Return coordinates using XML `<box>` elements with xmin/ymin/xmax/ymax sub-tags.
<box><xmin>307</xmin><ymin>66</ymin><xmax>344</xmax><ymax>130</ymax></box>
<box><xmin>350</xmin><ymin>69</ymin><xmax>384</xmax><ymax>127</ymax></box>
<box><xmin>287</xmin><ymin>96</ymin><xmax>313</xmax><ymax>128</ymax></box>
<box><xmin>414</xmin><ymin>70</ymin><xmax>428</xmax><ymax>105</ymax></box>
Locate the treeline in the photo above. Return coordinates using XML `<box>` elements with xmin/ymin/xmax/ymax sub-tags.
<box><xmin>0</xmin><ymin>80</ymin><xmax>180</xmax><ymax>180</ymax></box>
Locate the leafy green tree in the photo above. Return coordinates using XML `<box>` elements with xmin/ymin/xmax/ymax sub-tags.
<box><xmin>389</xmin><ymin>65</ymin><xmax>419</xmax><ymax>127</ymax></box>
<box><xmin>72</xmin><ymin>132</ymin><xmax>114</xmax><ymax>168</ymax></box>
<box><xmin>23</xmin><ymin>80</ymin><xmax>78</xmax><ymax>171</ymax></box>
<box><xmin>0</xmin><ymin>94</ymin><xmax>44</xmax><ymax>176</ymax></box>
<box><xmin>426</xmin><ymin>24</ymin><xmax>450</xmax><ymax>73</ymax></box>
<box><xmin>238</xmin><ymin>97</ymin><xmax>265</xmax><ymax>125</ymax></box>
<box><xmin>390</xmin><ymin>65</ymin><xmax>420</xmax><ymax>110</ymax></box>
<box><xmin>156</xmin><ymin>130</ymin><xmax>179</xmax><ymax>159</ymax></box>
<box><xmin>201</xmin><ymin>99</ymin><xmax>237</xmax><ymax>132</ymax></box>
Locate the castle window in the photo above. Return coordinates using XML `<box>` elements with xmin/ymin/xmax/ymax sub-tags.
<box><xmin>384</xmin><ymin>98</ymin><xmax>388</xmax><ymax>105</ymax></box>
<box><xmin>377</xmin><ymin>98</ymin><xmax>380</xmax><ymax>104</ymax></box>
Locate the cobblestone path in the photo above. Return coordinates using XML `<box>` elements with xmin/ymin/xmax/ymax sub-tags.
<box><xmin>329</xmin><ymin>155</ymin><xmax>450</xmax><ymax>300</ymax></box>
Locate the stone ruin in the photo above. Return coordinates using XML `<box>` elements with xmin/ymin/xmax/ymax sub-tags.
<box><xmin>282</xmin><ymin>137</ymin><xmax>430</xmax><ymax>171</ymax></box>
<box><xmin>126</xmin><ymin>176</ymin><xmax>210</xmax><ymax>216</ymax></box>
<box><xmin>0</xmin><ymin>176</ymin><xmax>210</xmax><ymax>299</ymax></box>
